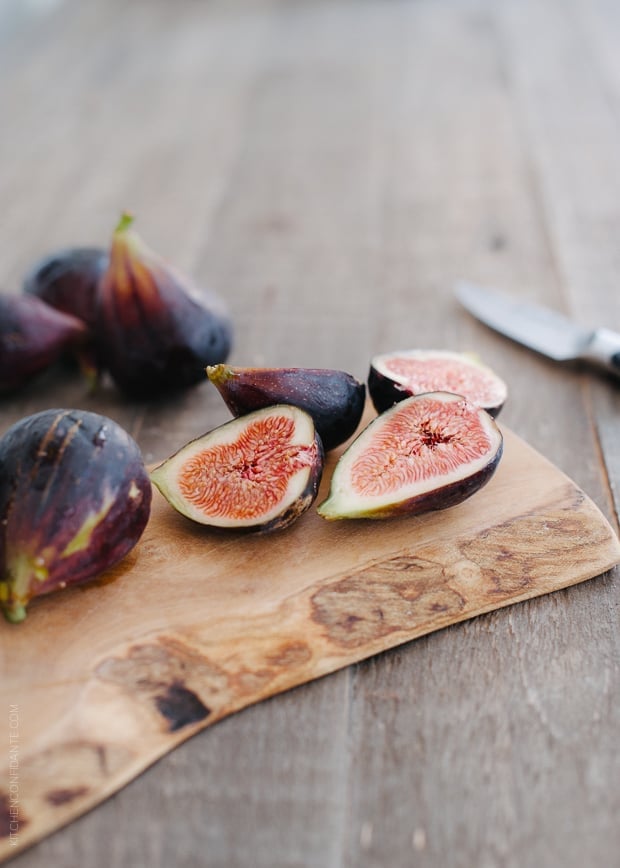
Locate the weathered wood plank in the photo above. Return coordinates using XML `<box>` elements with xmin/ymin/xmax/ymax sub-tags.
<box><xmin>2</xmin><ymin>426</ymin><xmax>617</xmax><ymax>864</ymax></box>
<box><xmin>338</xmin><ymin>1</ymin><xmax>620</xmax><ymax>867</ymax></box>
<box><xmin>334</xmin><ymin>4</ymin><xmax>615</xmax><ymax>866</ymax></box>
<box><xmin>2</xmin><ymin>0</ymin><xmax>619</xmax><ymax>867</ymax></box>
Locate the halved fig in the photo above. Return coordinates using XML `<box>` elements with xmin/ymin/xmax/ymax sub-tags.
<box><xmin>368</xmin><ymin>349</ymin><xmax>507</xmax><ymax>417</ymax></box>
<box><xmin>151</xmin><ymin>405</ymin><xmax>324</xmax><ymax>533</ymax></box>
<box><xmin>317</xmin><ymin>392</ymin><xmax>503</xmax><ymax>520</ymax></box>
<box><xmin>206</xmin><ymin>364</ymin><xmax>365</xmax><ymax>451</ymax></box>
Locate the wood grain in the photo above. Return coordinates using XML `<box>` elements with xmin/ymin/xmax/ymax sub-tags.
<box><xmin>0</xmin><ymin>426</ymin><xmax>618</xmax><ymax>861</ymax></box>
<box><xmin>1</xmin><ymin>0</ymin><xmax>620</xmax><ymax>866</ymax></box>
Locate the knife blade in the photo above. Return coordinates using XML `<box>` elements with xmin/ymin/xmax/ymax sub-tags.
<box><xmin>455</xmin><ymin>281</ymin><xmax>620</xmax><ymax>379</ymax></box>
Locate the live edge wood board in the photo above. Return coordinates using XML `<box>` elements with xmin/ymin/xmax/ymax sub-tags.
<box><xmin>1</xmin><ymin>425</ymin><xmax>619</xmax><ymax>861</ymax></box>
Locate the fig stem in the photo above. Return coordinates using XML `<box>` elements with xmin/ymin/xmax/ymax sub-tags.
<box><xmin>0</xmin><ymin>581</ymin><xmax>27</xmax><ymax>623</ymax></box>
<box><xmin>206</xmin><ymin>364</ymin><xmax>234</xmax><ymax>385</ymax></box>
<box><xmin>115</xmin><ymin>212</ymin><xmax>135</xmax><ymax>234</ymax></box>
<box><xmin>2</xmin><ymin>601</ymin><xmax>27</xmax><ymax>624</ymax></box>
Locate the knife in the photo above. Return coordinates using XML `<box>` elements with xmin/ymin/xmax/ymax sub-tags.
<box><xmin>455</xmin><ymin>281</ymin><xmax>620</xmax><ymax>379</ymax></box>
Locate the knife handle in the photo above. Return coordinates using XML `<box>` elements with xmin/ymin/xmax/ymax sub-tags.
<box><xmin>583</xmin><ymin>328</ymin><xmax>620</xmax><ymax>379</ymax></box>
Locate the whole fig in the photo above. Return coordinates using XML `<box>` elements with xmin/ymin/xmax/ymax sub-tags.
<box><xmin>0</xmin><ymin>294</ymin><xmax>88</xmax><ymax>393</ymax></box>
<box><xmin>23</xmin><ymin>246</ymin><xmax>108</xmax><ymax>330</ymax></box>
<box><xmin>0</xmin><ymin>409</ymin><xmax>152</xmax><ymax>622</ymax></box>
<box><xmin>207</xmin><ymin>364</ymin><xmax>365</xmax><ymax>450</ymax></box>
<box><xmin>96</xmin><ymin>213</ymin><xmax>232</xmax><ymax>396</ymax></box>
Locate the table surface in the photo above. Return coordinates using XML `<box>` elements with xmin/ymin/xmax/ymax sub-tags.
<box><xmin>1</xmin><ymin>0</ymin><xmax>619</xmax><ymax>866</ymax></box>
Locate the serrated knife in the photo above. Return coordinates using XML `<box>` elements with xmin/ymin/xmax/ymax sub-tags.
<box><xmin>455</xmin><ymin>281</ymin><xmax>620</xmax><ymax>379</ymax></box>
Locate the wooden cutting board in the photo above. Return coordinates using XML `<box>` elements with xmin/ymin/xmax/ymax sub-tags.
<box><xmin>1</xmin><ymin>425</ymin><xmax>619</xmax><ymax>861</ymax></box>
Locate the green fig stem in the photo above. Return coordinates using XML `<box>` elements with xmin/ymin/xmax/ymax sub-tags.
<box><xmin>115</xmin><ymin>211</ymin><xmax>135</xmax><ymax>234</ymax></box>
<box><xmin>0</xmin><ymin>580</ymin><xmax>27</xmax><ymax>623</ymax></box>
<box><xmin>0</xmin><ymin>553</ymin><xmax>48</xmax><ymax>624</ymax></box>
<box><xmin>206</xmin><ymin>364</ymin><xmax>234</xmax><ymax>385</ymax></box>
<box><xmin>2</xmin><ymin>599</ymin><xmax>27</xmax><ymax>624</ymax></box>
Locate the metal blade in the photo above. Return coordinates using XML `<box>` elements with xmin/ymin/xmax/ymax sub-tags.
<box><xmin>455</xmin><ymin>281</ymin><xmax>592</xmax><ymax>362</ymax></box>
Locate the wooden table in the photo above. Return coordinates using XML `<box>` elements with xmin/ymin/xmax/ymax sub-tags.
<box><xmin>1</xmin><ymin>0</ymin><xmax>619</xmax><ymax>865</ymax></box>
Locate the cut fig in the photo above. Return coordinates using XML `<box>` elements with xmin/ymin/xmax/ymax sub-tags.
<box><xmin>151</xmin><ymin>405</ymin><xmax>324</xmax><ymax>533</ymax></box>
<box><xmin>206</xmin><ymin>364</ymin><xmax>365</xmax><ymax>451</ymax></box>
<box><xmin>317</xmin><ymin>392</ymin><xmax>503</xmax><ymax>520</ymax></box>
<box><xmin>0</xmin><ymin>409</ymin><xmax>151</xmax><ymax>622</ymax></box>
<box><xmin>368</xmin><ymin>349</ymin><xmax>507</xmax><ymax>417</ymax></box>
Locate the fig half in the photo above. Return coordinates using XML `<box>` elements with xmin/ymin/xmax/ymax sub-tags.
<box><xmin>317</xmin><ymin>392</ymin><xmax>503</xmax><ymax>520</ymax></box>
<box><xmin>0</xmin><ymin>409</ymin><xmax>152</xmax><ymax>622</ymax></box>
<box><xmin>369</xmin><ymin>349</ymin><xmax>507</xmax><ymax>417</ymax></box>
<box><xmin>96</xmin><ymin>213</ymin><xmax>232</xmax><ymax>396</ymax></box>
<box><xmin>207</xmin><ymin>364</ymin><xmax>366</xmax><ymax>450</ymax></box>
<box><xmin>151</xmin><ymin>405</ymin><xmax>324</xmax><ymax>533</ymax></box>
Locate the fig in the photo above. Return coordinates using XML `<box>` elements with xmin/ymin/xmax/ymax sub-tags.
<box><xmin>23</xmin><ymin>246</ymin><xmax>108</xmax><ymax>330</ymax></box>
<box><xmin>151</xmin><ymin>405</ymin><xmax>324</xmax><ymax>533</ymax></box>
<box><xmin>317</xmin><ymin>391</ymin><xmax>503</xmax><ymax>520</ymax></box>
<box><xmin>206</xmin><ymin>364</ymin><xmax>365</xmax><ymax>451</ymax></box>
<box><xmin>368</xmin><ymin>349</ymin><xmax>507</xmax><ymax>417</ymax></box>
<box><xmin>0</xmin><ymin>294</ymin><xmax>88</xmax><ymax>393</ymax></box>
<box><xmin>96</xmin><ymin>213</ymin><xmax>232</xmax><ymax>396</ymax></box>
<box><xmin>0</xmin><ymin>409</ymin><xmax>151</xmax><ymax>622</ymax></box>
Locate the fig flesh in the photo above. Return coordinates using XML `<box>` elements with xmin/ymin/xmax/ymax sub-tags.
<box><xmin>207</xmin><ymin>364</ymin><xmax>365</xmax><ymax>451</ymax></box>
<box><xmin>0</xmin><ymin>294</ymin><xmax>88</xmax><ymax>393</ymax></box>
<box><xmin>23</xmin><ymin>246</ymin><xmax>108</xmax><ymax>330</ymax></box>
<box><xmin>151</xmin><ymin>405</ymin><xmax>324</xmax><ymax>533</ymax></box>
<box><xmin>0</xmin><ymin>409</ymin><xmax>152</xmax><ymax>622</ymax></box>
<box><xmin>317</xmin><ymin>392</ymin><xmax>503</xmax><ymax>520</ymax></box>
<box><xmin>368</xmin><ymin>349</ymin><xmax>507</xmax><ymax>417</ymax></box>
<box><xmin>96</xmin><ymin>214</ymin><xmax>232</xmax><ymax>397</ymax></box>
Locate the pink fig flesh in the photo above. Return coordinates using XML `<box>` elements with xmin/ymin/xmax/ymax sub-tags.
<box><xmin>151</xmin><ymin>405</ymin><xmax>324</xmax><ymax>533</ymax></box>
<box><xmin>207</xmin><ymin>364</ymin><xmax>365</xmax><ymax>450</ymax></box>
<box><xmin>369</xmin><ymin>349</ymin><xmax>507</xmax><ymax>416</ymax></box>
<box><xmin>318</xmin><ymin>392</ymin><xmax>503</xmax><ymax>520</ymax></box>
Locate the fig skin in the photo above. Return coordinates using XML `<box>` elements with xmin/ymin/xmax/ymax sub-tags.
<box><xmin>23</xmin><ymin>246</ymin><xmax>108</xmax><ymax>330</ymax></box>
<box><xmin>151</xmin><ymin>404</ymin><xmax>324</xmax><ymax>534</ymax></box>
<box><xmin>0</xmin><ymin>294</ymin><xmax>88</xmax><ymax>393</ymax></box>
<box><xmin>0</xmin><ymin>408</ymin><xmax>152</xmax><ymax>622</ymax></box>
<box><xmin>96</xmin><ymin>213</ymin><xmax>232</xmax><ymax>397</ymax></box>
<box><xmin>369</xmin><ymin>349</ymin><xmax>507</xmax><ymax>417</ymax></box>
<box><xmin>317</xmin><ymin>391</ymin><xmax>503</xmax><ymax>521</ymax></box>
<box><xmin>207</xmin><ymin>364</ymin><xmax>366</xmax><ymax>451</ymax></box>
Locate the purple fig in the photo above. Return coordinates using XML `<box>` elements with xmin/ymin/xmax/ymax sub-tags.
<box><xmin>0</xmin><ymin>294</ymin><xmax>88</xmax><ymax>393</ymax></box>
<box><xmin>96</xmin><ymin>213</ymin><xmax>232</xmax><ymax>397</ymax></box>
<box><xmin>151</xmin><ymin>405</ymin><xmax>323</xmax><ymax>533</ymax></box>
<box><xmin>207</xmin><ymin>364</ymin><xmax>365</xmax><ymax>451</ymax></box>
<box><xmin>23</xmin><ymin>246</ymin><xmax>108</xmax><ymax>330</ymax></box>
<box><xmin>0</xmin><ymin>409</ymin><xmax>152</xmax><ymax>622</ymax></box>
<box><xmin>369</xmin><ymin>349</ymin><xmax>508</xmax><ymax>417</ymax></box>
<box><xmin>317</xmin><ymin>392</ymin><xmax>503</xmax><ymax>520</ymax></box>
